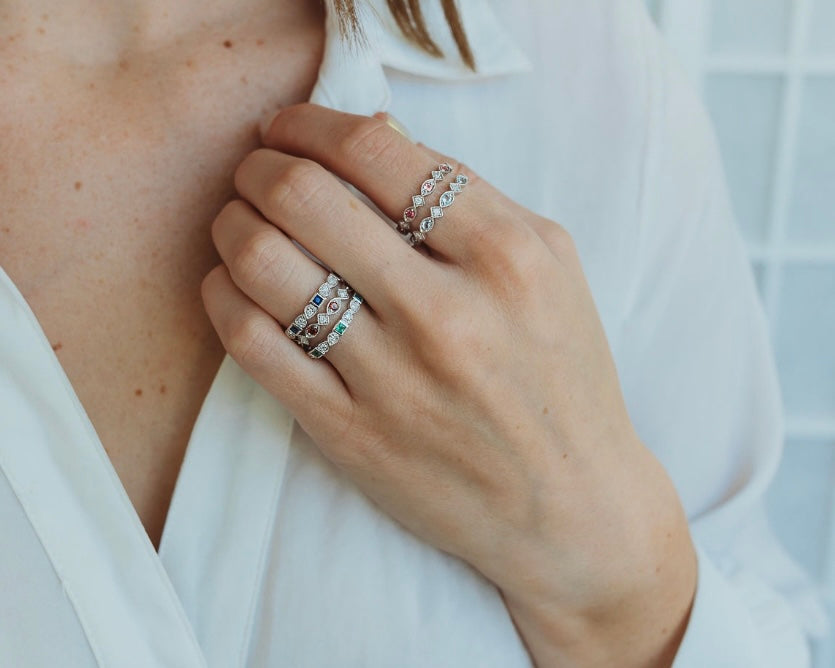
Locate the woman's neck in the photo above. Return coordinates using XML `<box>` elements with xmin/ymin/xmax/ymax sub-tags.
<box><xmin>0</xmin><ymin>0</ymin><xmax>310</xmax><ymax>62</ymax></box>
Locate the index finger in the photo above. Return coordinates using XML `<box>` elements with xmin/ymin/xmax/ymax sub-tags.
<box><xmin>261</xmin><ymin>104</ymin><xmax>528</xmax><ymax>263</ymax></box>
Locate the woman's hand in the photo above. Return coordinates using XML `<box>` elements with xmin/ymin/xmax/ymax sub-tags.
<box><xmin>201</xmin><ymin>103</ymin><xmax>697</xmax><ymax>667</ymax></box>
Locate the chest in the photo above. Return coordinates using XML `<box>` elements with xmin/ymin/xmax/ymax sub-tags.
<box><xmin>0</xmin><ymin>19</ymin><xmax>323</xmax><ymax>547</ymax></box>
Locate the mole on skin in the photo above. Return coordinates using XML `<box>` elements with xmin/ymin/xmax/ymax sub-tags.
<box><xmin>135</xmin><ymin>389</ymin><xmax>143</xmax><ymax>397</ymax></box>
<box><xmin>223</xmin><ymin>39</ymin><xmax>233</xmax><ymax>48</ymax></box>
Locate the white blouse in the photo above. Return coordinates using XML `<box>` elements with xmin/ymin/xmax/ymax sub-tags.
<box><xmin>0</xmin><ymin>1</ymin><xmax>827</xmax><ymax>666</ymax></box>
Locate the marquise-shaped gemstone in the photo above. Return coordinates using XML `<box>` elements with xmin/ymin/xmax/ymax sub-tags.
<box><xmin>439</xmin><ymin>191</ymin><xmax>455</xmax><ymax>208</ymax></box>
<box><xmin>419</xmin><ymin>217</ymin><xmax>434</xmax><ymax>233</ymax></box>
<box><xmin>420</xmin><ymin>179</ymin><xmax>436</xmax><ymax>196</ymax></box>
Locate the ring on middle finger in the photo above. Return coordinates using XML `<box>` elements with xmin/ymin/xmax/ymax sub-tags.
<box><xmin>406</xmin><ymin>173</ymin><xmax>469</xmax><ymax>247</ymax></box>
<box><xmin>395</xmin><ymin>162</ymin><xmax>453</xmax><ymax>234</ymax></box>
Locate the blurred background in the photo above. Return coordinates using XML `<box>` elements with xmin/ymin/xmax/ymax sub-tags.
<box><xmin>643</xmin><ymin>0</ymin><xmax>834</xmax><ymax>664</ymax></box>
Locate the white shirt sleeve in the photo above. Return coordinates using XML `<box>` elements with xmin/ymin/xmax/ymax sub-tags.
<box><xmin>613</xmin><ymin>8</ymin><xmax>829</xmax><ymax>667</ymax></box>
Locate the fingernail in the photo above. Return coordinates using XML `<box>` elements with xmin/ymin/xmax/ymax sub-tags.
<box><xmin>259</xmin><ymin>107</ymin><xmax>283</xmax><ymax>140</ymax></box>
<box><xmin>375</xmin><ymin>111</ymin><xmax>411</xmax><ymax>140</ymax></box>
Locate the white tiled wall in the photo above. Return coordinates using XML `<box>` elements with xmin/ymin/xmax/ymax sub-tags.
<box><xmin>646</xmin><ymin>1</ymin><xmax>835</xmax><ymax>664</ymax></box>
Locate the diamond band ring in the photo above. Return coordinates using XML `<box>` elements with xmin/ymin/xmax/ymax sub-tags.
<box><xmin>396</xmin><ymin>163</ymin><xmax>453</xmax><ymax>234</ymax></box>
<box><xmin>285</xmin><ymin>272</ymin><xmax>344</xmax><ymax>343</ymax></box>
<box><xmin>406</xmin><ymin>173</ymin><xmax>469</xmax><ymax>247</ymax></box>
<box><xmin>307</xmin><ymin>293</ymin><xmax>364</xmax><ymax>359</ymax></box>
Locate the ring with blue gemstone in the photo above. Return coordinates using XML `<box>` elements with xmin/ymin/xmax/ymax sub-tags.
<box><xmin>285</xmin><ymin>272</ymin><xmax>344</xmax><ymax>344</ymax></box>
<box><xmin>308</xmin><ymin>292</ymin><xmax>364</xmax><ymax>360</ymax></box>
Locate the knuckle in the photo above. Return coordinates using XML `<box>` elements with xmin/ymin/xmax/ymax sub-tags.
<box><xmin>234</xmin><ymin>148</ymin><xmax>272</xmax><ymax>190</ymax></box>
<box><xmin>266</xmin><ymin>159</ymin><xmax>326</xmax><ymax>217</ymax></box>
<box><xmin>541</xmin><ymin>219</ymin><xmax>576</xmax><ymax>256</ymax></box>
<box><xmin>473</xmin><ymin>219</ymin><xmax>534</xmax><ymax>266</ymax></box>
<box><xmin>232</xmin><ymin>229</ymin><xmax>285</xmax><ymax>292</ymax></box>
<box><xmin>338</xmin><ymin>117</ymin><xmax>400</xmax><ymax>166</ymax></box>
<box><xmin>477</xmin><ymin>225</ymin><xmax>546</xmax><ymax>296</ymax></box>
<box><xmin>226</xmin><ymin>314</ymin><xmax>275</xmax><ymax>370</ymax></box>
<box><xmin>200</xmin><ymin>264</ymin><xmax>227</xmax><ymax>305</ymax></box>
<box><xmin>212</xmin><ymin>199</ymin><xmax>249</xmax><ymax>241</ymax></box>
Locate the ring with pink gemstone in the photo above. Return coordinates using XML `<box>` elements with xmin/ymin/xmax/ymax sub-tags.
<box><xmin>298</xmin><ymin>282</ymin><xmax>353</xmax><ymax>351</ymax></box>
<box><xmin>406</xmin><ymin>172</ymin><xmax>469</xmax><ymax>247</ymax></box>
<box><xmin>395</xmin><ymin>162</ymin><xmax>453</xmax><ymax>234</ymax></box>
<box><xmin>308</xmin><ymin>292</ymin><xmax>364</xmax><ymax>360</ymax></box>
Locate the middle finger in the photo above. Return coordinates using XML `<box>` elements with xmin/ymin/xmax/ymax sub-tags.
<box><xmin>234</xmin><ymin>147</ymin><xmax>433</xmax><ymax>321</ymax></box>
<box><xmin>211</xmin><ymin>198</ymin><xmax>387</xmax><ymax>376</ymax></box>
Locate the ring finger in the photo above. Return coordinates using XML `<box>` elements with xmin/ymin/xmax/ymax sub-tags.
<box><xmin>211</xmin><ymin>198</ymin><xmax>387</xmax><ymax>381</ymax></box>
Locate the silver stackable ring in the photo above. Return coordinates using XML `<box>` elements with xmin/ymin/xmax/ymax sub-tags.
<box><xmin>406</xmin><ymin>173</ymin><xmax>469</xmax><ymax>247</ymax></box>
<box><xmin>285</xmin><ymin>272</ymin><xmax>345</xmax><ymax>344</ymax></box>
<box><xmin>395</xmin><ymin>162</ymin><xmax>453</xmax><ymax>235</ymax></box>
<box><xmin>308</xmin><ymin>292</ymin><xmax>364</xmax><ymax>359</ymax></box>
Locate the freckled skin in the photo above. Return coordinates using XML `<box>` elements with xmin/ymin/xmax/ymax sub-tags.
<box><xmin>0</xmin><ymin>1</ymin><xmax>326</xmax><ymax>549</ymax></box>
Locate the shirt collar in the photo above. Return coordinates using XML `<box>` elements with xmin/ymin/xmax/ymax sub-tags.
<box><xmin>309</xmin><ymin>0</ymin><xmax>532</xmax><ymax>115</ymax></box>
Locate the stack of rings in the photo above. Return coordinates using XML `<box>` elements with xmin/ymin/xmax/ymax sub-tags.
<box><xmin>395</xmin><ymin>162</ymin><xmax>452</xmax><ymax>234</ymax></box>
<box><xmin>285</xmin><ymin>163</ymin><xmax>468</xmax><ymax>361</ymax></box>
<box><xmin>285</xmin><ymin>272</ymin><xmax>364</xmax><ymax>359</ymax></box>
<box><xmin>393</xmin><ymin>162</ymin><xmax>469</xmax><ymax>247</ymax></box>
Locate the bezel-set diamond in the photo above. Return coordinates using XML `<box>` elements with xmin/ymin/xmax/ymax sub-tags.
<box><xmin>306</xmin><ymin>293</ymin><xmax>364</xmax><ymax>359</ymax></box>
<box><xmin>396</xmin><ymin>165</ymin><xmax>452</xmax><ymax>234</ymax></box>
<box><xmin>405</xmin><ymin>172</ymin><xmax>469</xmax><ymax>247</ymax></box>
<box><xmin>286</xmin><ymin>273</ymin><xmax>345</xmax><ymax>341</ymax></box>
